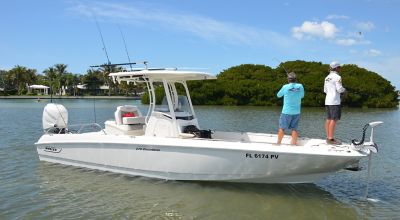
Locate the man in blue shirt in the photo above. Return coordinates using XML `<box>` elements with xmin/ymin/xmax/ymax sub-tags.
<box><xmin>276</xmin><ymin>72</ymin><xmax>305</xmax><ymax>145</ymax></box>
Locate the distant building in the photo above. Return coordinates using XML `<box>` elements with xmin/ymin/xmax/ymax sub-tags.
<box><xmin>77</xmin><ymin>84</ymin><xmax>87</xmax><ymax>90</ymax></box>
<box><xmin>77</xmin><ymin>84</ymin><xmax>109</xmax><ymax>90</ymax></box>
<box><xmin>99</xmin><ymin>85</ymin><xmax>109</xmax><ymax>90</ymax></box>
<box><xmin>27</xmin><ymin>84</ymin><xmax>50</xmax><ymax>95</ymax></box>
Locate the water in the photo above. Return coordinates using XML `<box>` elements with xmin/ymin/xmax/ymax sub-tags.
<box><xmin>0</xmin><ymin>99</ymin><xmax>399</xmax><ymax>219</ymax></box>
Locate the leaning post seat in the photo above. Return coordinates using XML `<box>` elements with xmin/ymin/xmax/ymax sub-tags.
<box><xmin>104</xmin><ymin>105</ymin><xmax>146</xmax><ymax>136</ymax></box>
<box><xmin>122</xmin><ymin>116</ymin><xmax>145</xmax><ymax>125</ymax></box>
<box><xmin>115</xmin><ymin>105</ymin><xmax>145</xmax><ymax>125</ymax></box>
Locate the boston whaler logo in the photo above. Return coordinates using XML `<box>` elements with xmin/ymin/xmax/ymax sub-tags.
<box><xmin>44</xmin><ymin>146</ymin><xmax>62</xmax><ymax>153</ymax></box>
<box><xmin>136</xmin><ymin>145</ymin><xmax>160</xmax><ymax>151</ymax></box>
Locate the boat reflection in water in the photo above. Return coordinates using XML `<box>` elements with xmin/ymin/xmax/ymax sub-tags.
<box><xmin>35</xmin><ymin>162</ymin><xmax>361</xmax><ymax>219</ymax></box>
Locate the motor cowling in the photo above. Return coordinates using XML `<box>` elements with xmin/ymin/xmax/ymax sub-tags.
<box><xmin>42</xmin><ymin>103</ymin><xmax>68</xmax><ymax>133</ymax></box>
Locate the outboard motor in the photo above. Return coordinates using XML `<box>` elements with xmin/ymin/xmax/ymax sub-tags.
<box><xmin>42</xmin><ymin>103</ymin><xmax>68</xmax><ymax>133</ymax></box>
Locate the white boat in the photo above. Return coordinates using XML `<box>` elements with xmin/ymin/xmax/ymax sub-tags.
<box><xmin>35</xmin><ymin>67</ymin><xmax>383</xmax><ymax>183</ymax></box>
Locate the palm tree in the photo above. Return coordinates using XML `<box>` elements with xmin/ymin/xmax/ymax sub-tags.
<box><xmin>8</xmin><ymin>65</ymin><xmax>37</xmax><ymax>95</ymax></box>
<box><xmin>64</xmin><ymin>73</ymin><xmax>74</xmax><ymax>96</ymax></box>
<box><xmin>64</xmin><ymin>73</ymin><xmax>81</xmax><ymax>96</ymax></box>
<box><xmin>43</xmin><ymin>67</ymin><xmax>57</xmax><ymax>95</ymax></box>
<box><xmin>72</xmin><ymin>74</ymin><xmax>80</xmax><ymax>96</ymax></box>
<box><xmin>98</xmin><ymin>64</ymin><xmax>124</xmax><ymax>96</ymax></box>
<box><xmin>0</xmin><ymin>70</ymin><xmax>7</xmax><ymax>94</ymax></box>
<box><xmin>54</xmin><ymin>64</ymin><xmax>69</xmax><ymax>95</ymax></box>
<box><xmin>84</xmin><ymin>69</ymin><xmax>104</xmax><ymax>95</ymax></box>
<box><xmin>43</xmin><ymin>64</ymin><xmax>70</xmax><ymax>95</ymax></box>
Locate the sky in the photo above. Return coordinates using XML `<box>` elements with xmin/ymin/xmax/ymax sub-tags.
<box><xmin>1</xmin><ymin>0</ymin><xmax>399</xmax><ymax>89</ymax></box>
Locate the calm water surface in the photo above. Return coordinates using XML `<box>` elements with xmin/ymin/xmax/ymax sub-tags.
<box><xmin>0</xmin><ymin>99</ymin><xmax>399</xmax><ymax>219</ymax></box>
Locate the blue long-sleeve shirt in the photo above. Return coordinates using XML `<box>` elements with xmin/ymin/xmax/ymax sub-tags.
<box><xmin>277</xmin><ymin>83</ymin><xmax>304</xmax><ymax>115</ymax></box>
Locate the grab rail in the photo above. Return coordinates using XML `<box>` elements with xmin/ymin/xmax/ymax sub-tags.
<box><xmin>71</xmin><ymin>123</ymin><xmax>106</xmax><ymax>134</ymax></box>
<box><xmin>45</xmin><ymin>123</ymin><xmax>106</xmax><ymax>135</ymax></box>
<box><xmin>72</xmin><ymin>123</ymin><xmax>106</xmax><ymax>134</ymax></box>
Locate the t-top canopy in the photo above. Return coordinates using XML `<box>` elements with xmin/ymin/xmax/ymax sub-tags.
<box><xmin>109</xmin><ymin>69</ymin><xmax>216</xmax><ymax>83</ymax></box>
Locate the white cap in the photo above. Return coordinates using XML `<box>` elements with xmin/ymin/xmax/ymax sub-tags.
<box><xmin>330</xmin><ymin>61</ymin><xmax>341</xmax><ymax>69</ymax></box>
<box><xmin>287</xmin><ymin>72</ymin><xmax>296</xmax><ymax>79</ymax></box>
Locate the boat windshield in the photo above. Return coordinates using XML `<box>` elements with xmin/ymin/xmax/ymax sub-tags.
<box><xmin>157</xmin><ymin>96</ymin><xmax>193</xmax><ymax>119</ymax></box>
<box><xmin>154</xmin><ymin>82</ymin><xmax>194</xmax><ymax>120</ymax></box>
<box><xmin>155</xmin><ymin>97</ymin><xmax>170</xmax><ymax>113</ymax></box>
<box><xmin>174</xmin><ymin>95</ymin><xmax>194</xmax><ymax>120</ymax></box>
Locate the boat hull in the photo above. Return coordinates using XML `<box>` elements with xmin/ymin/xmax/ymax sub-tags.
<box><xmin>36</xmin><ymin>134</ymin><xmax>366</xmax><ymax>184</ymax></box>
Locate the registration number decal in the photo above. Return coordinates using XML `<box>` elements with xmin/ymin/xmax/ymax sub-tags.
<box><xmin>245</xmin><ymin>153</ymin><xmax>279</xmax><ymax>159</ymax></box>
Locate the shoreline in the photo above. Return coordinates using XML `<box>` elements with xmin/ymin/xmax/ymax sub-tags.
<box><xmin>1</xmin><ymin>95</ymin><xmax>397</xmax><ymax>109</ymax></box>
<box><xmin>0</xmin><ymin>95</ymin><xmax>141</xmax><ymax>100</ymax></box>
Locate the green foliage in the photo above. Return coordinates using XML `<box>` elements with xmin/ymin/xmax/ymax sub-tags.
<box><xmin>188</xmin><ymin>80</ymin><xmax>223</xmax><ymax>105</ymax></box>
<box><xmin>83</xmin><ymin>69</ymin><xmax>104</xmax><ymax>95</ymax></box>
<box><xmin>6</xmin><ymin>66</ymin><xmax>37</xmax><ymax>95</ymax></box>
<box><xmin>340</xmin><ymin>64</ymin><xmax>398</xmax><ymax>108</ymax></box>
<box><xmin>185</xmin><ymin>61</ymin><xmax>398</xmax><ymax>108</ymax></box>
<box><xmin>2</xmin><ymin>60</ymin><xmax>398</xmax><ymax>108</ymax></box>
<box><xmin>141</xmin><ymin>85</ymin><xmax>168</xmax><ymax>104</ymax></box>
<box><xmin>2</xmin><ymin>63</ymin><xmax>144</xmax><ymax>97</ymax></box>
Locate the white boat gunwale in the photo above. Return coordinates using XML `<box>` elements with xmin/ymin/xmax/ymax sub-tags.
<box><xmin>35</xmin><ymin>132</ymin><xmax>368</xmax><ymax>158</ymax></box>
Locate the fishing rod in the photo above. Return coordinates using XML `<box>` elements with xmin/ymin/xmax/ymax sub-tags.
<box><xmin>93</xmin><ymin>16</ymin><xmax>113</xmax><ymax>123</ymax></box>
<box><xmin>118</xmin><ymin>25</ymin><xmax>133</xmax><ymax>71</ymax></box>
<box><xmin>273</xmin><ymin>57</ymin><xmax>290</xmax><ymax>76</ymax></box>
<box><xmin>94</xmin><ymin>17</ymin><xmax>111</xmax><ymax>65</ymax></box>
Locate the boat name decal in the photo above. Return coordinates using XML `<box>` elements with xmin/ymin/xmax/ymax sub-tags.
<box><xmin>136</xmin><ymin>146</ymin><xmax>160</xmax><ymax>151</ymax></box>
<box><xmin>44</xmin><ymin>146</ymin><xmax>62</xmax><ymax>153</ymax></box>
<box><xmin>245</xmin><ymin>153</ymin><xmax>279</xmax><ymax>159</ymax></box>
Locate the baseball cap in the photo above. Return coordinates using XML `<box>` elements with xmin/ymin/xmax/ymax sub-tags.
<box><xmin>330</xmin><ymin>61</ymin><xmax>341</xmax><ymax>69</ymax></box>
<box><xmin>287</xmin><ymin>72</ymin><xmax>296</xmax><ymax>79</ymax></box>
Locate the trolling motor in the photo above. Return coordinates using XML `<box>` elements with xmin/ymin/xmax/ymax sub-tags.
<box><xmin>344</xmin><ymin>121</ymin><xmax>383</xmax><ymax>172</ymax></box>
<box><xmin>351</xmin><ymin>121</ymin><xmax>384</xmax><ymax>200</ymax></box>
<box><xmin>351</xmin><ymin>121</ymin><xmax>384</xmax><ymax>153</ymax></box>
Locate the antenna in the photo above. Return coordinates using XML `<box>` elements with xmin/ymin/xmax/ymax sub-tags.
<box><xmin>118</xmin><ymin>25</ymin><xmax>133</xmax><ymax>71</ymax></box>
<box><xmin>94</xmin><ymin>17</ymin><xmax>111</xmax><ymax>65</ymax></box>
